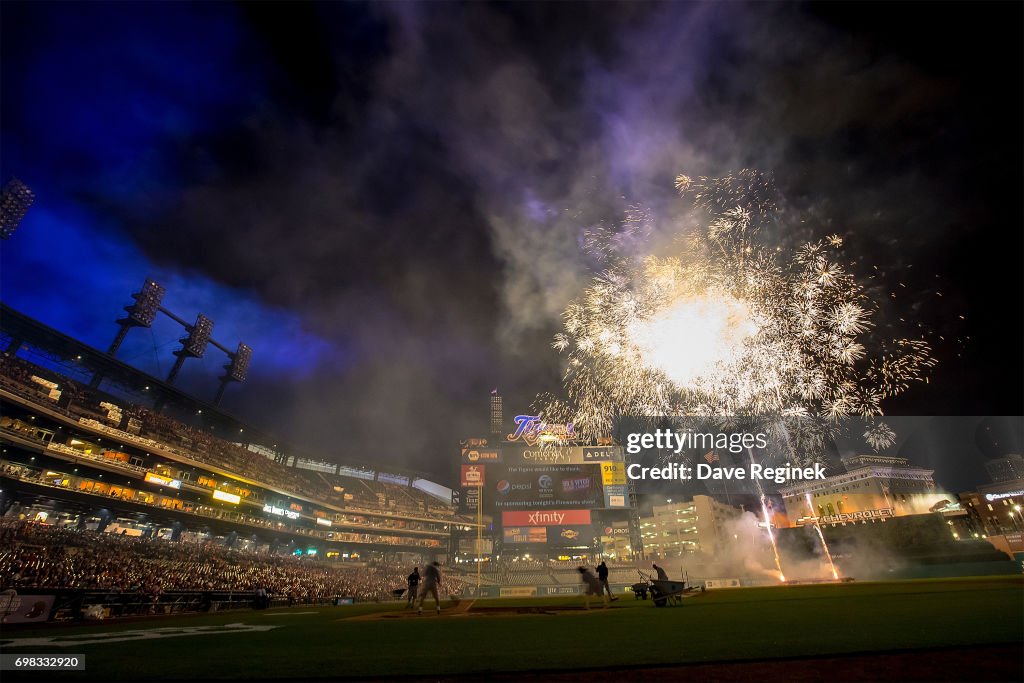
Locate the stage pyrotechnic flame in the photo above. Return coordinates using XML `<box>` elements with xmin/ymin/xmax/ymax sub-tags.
<box><xmin>746</xmin><ymin>446</ymin><xmax>786</xmax><ymax>583</ymax></box>
<box><xmin>759</xmin><ymin>494</ymin><xmax>785</xmax><ymax>583</ymax></box>
<box><xmin>806</xmin><ymin>493</ymin><xmax>840</xmax><ymax>580</ymax></box>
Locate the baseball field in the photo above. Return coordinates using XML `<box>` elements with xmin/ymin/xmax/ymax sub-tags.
<box><xmin>1</xmin><ymin>577</ymin><xmax>1021</xmax><ymax>682</ymax></box>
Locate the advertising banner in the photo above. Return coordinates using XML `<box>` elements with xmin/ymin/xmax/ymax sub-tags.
<box><xmin>0</xmin><ymin>593</ymin><xmax>55</xmax><ymax>623</ymax></box>
<box><xmin>547</xmin><ymin>525</ymin><xmax>593</xmax><ymax>546</ymax></box>
<box><xmin>583</xmin><ymin>446</ymin><xmax>625</xmax><ymax>462</ymax></box>
<box><xmin>459</xmin><ymin>486</ymin><xmax>480</xmax><ymax>513</ymax></box>
<box><xmin>461</xmin><ymin>464</ymin><xmax>485</xmax><ymax>487</ymax></box>
<box><xmin>491</xmin><ymin>464</ymin><xmax>600</xmax><ymax>509</ymax></box>
<box><xmin>144</xmin><ymin>472</ymin><xmax>182</xmax><ymax>489</ymax></box>
<box><xmin>600</xmin><ymin>462</ymin><xmax>627</xmax><ymax>486</ymax></box>
<box><xmin>213</xmin><ymin>490</ymin><xmax>241</xmax><ymax>504</ymax></box>
<box><xmin>602</xmin><ymin>484</ymin><xmax>628</xmax><ymax>508</ymax></box>
<box><xmin>499</xmin><ymin>586</ymin><xmax>537</xmax><ymax>597</ymax></box>
<box><xmin>819</xmin><ymin>507</ymin><xmax>893</xmax><ymax>524</ymax></box>
<box><xmin>501</xmin><ymin>445</ymin><xmax>587</xmax><ymax>465</ymax></box>
<box><xmin>503</xmin><ymin>444</ymin><xmax>624</xmax><ymax>464</ymax></box>
<box><xmin>503</xmin><ymin>526</ymin><xmax>548</xmax><ymax>544</ymax></box>
<box><xmin>502</xmin><ymin>509</ymin><xmax>592</xmax><ymax>526</ymax></box>
<box><xmin>462</xmin><ymin>448</ymin><xmax>501</xmax><ymax>463</ymax></box>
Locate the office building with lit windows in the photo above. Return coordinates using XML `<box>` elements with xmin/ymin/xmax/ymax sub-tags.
<box><xmin>639</xmin><ymin>495</ymin><xmax>741</xmax><ymax>557</ymax></box>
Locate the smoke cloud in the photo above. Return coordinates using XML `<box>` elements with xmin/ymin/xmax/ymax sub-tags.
<box><xmin>2</xmin><ymin>2</ymin><xmax>1019</xmax><ymax>479</ymax></box>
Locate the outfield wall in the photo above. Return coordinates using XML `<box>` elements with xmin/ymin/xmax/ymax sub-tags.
<box><xmin>457</xmin><ymin>583</ymin><xmax>637</xmax><ymax>598</ymax></box>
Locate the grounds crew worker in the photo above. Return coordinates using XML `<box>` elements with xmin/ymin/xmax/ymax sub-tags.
<box><xmin>577</xmin><ymin>566</ymin><xmax>609</xmax><ymax>609</ymax></box>
<box><xmin>596</xmin><ymin>561</ymin><xmax>617</xmax><ymax>601</ymax></box>
<box><xmin>406</xmin><ymin>567</ymin><xmax>420</xmax><ymax>608</ymax></box>
<box><xmin>417</xmin><ymin>561</ymin><xmax>443</xmax><ymax>615</ymax></box>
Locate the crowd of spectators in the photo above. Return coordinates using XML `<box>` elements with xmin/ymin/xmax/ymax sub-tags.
<box><xmin>0</xmin><ymin>352</ymin><xmax>458</xmax><ymax>522</ymax></box>
<box><xmin>0</xmin><ymin>520</ymin><xmax>465</xmax><ymax>603</ymax></box>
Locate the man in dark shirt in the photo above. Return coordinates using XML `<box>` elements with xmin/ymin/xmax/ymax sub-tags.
<box><xmin>406</xmin><ymin>567</ymin><xmax>420</xmax><ymax>608</ymax></box>
<box><xmin>596</xmin><ymin>561</ymin><xmax>617</xmax><ymax>601</ymax></box>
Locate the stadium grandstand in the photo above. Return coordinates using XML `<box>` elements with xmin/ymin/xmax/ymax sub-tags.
<box><xmin>0</xmin><ymin>304</ymin><xmax>478</xmax><ymax>568</ymax></box>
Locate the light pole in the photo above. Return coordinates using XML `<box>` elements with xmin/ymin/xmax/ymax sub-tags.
<box><xmin>1</xmin><ymin>178</ymin><xmax>34</xmax><ymax>239</ymax></box>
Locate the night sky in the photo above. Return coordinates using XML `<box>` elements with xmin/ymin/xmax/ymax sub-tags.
<box><xmin>1</xmin><ymin>2</ymin><xmax>1021</xmax><ymax>484</ymax></box>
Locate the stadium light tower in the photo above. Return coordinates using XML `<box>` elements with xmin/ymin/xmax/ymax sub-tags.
<box><xmin>213</xmin><ymin>342</ymin><xmax>252</xmax><ymax>405</ymax></box>
<box><xmin>107</xmin><ymin>278</ymin><xmax>166</xmax><ymax>355</ymax></box>
<box><xmin>166</xmin><ymin>313</ymin><xmax>214</xmax><ymax>384</ymax></box>
<box><xmin>0</xmin><ymin>178</ymin><xmax>35</xmax><ymax>239</ymax></box>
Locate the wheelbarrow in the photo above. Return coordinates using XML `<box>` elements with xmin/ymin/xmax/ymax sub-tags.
<box><xmin>649</xmin><ymin>579</ymin><xmax>687</xmax><ymax>607</ymax></box>
<box><xmin>636</xmin><ymin>570</ymin><xmax>695</xmax><ymax>607</ymax></box>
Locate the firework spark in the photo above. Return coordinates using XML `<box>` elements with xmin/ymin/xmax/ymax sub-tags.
<box><xmin>806</xmin><ymin>493</ymin><xmax>840</xmax><ymax>580</ymax></box>
<box><xmin>539</xmin><ymin>170</ymin><xmax>936</xmax><ymax>463</ymax></box>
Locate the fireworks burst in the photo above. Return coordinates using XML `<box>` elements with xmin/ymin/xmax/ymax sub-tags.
<box><xmin>539</xmin><ymin>170</ymin><xmax>936</xmax><ymax>463</ymax></box>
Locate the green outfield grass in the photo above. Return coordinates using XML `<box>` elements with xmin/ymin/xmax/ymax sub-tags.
<box><xmin>1</xmin><ymin>577</ymin><xmax>1021</xmax><ymax>681</ymax></box>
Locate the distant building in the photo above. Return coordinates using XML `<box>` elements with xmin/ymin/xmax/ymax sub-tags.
<box><xmin>985</xmin><ymin>454</ymin><xmax>1024</xmax><ymax>483</ymax></box>
<box><xmin>958</xmin><ymin>478</ymin><xmax>1024</xmax><ymax>537</ymax></box>
<box><xmin>779</xmin><ymin>454</ymin><xmax>948</xmax><ymax>526</ymax></box>
<box><xmin>639</xmin><ymin>495</ymin><xmax>742</xmax><ymax>558</ymax></box>
<box><xmin>489</xmin><ymin>389</ymin><xmax>503</xmax><ymax>436</ymax></box>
